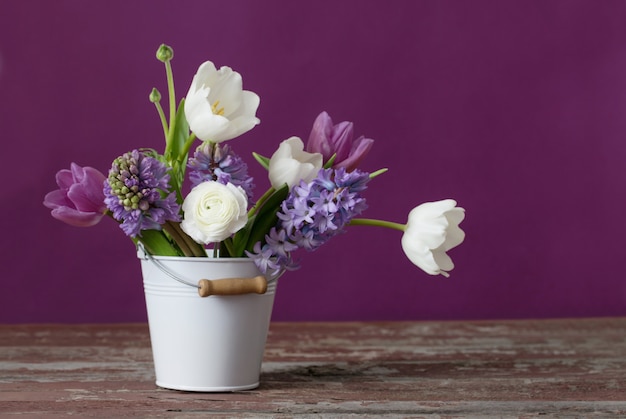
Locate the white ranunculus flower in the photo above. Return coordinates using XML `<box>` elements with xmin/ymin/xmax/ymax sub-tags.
<box><xmin>268</xmin><ymin>137</ymin><xmax>323</xmax><ymax>189</ymax></box>
<box><xmin>181</xmin><ymin>181</ymin><xmax>248</xmax><ymax>244</ymax></box>
<box><xmin>401</xmin><ymin>199</ymin><xmax>465</xmax><ymax>277</ymax></box>
<box><xmin>184</xmin><ymin>61</ymin><xmax>260</xmax><ymax>143</ymax></box>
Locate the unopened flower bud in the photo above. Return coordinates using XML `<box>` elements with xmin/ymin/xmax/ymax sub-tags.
<box><xmin>156</xmin><ymin>44</ymin><xmax>174</xmax><ymax>63</ymax></box>
<box><xmin>149</xmin><ymin>88</ymin><xmax>161</xmax><ymax>103</ymax></box>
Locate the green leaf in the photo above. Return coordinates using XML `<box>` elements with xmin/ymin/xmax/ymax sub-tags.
<box><xmin>323</xmin><ymin>153</ymin><xmax>337</xmax><ymax>169</ymax></box>
<box><xmin>229</xmin><ymin>216</ymin><xmax>255</xmax><ymax>257</ymax></box>
<box><xmin>252</xmin><ymin>152</ymin><xmax>270</xmax><ymax>170</ymax></box>
<box><xmin>163</xmin><ymin>99</ymin><xmax>191</xmax><ymax>199</ymax></box>
<box><xmin>136</xmin><ymin>229</ymin><xmax>182</xmax><ymax>256</ymax></box>
<box><xmin>168</xmin><ymin>99</ymin><xmax>190</xmax><ymax>163</ymax></box>
<box><xmin>369</xmin><ymin>168</ymin><xmax>388</xmax><ymax>179</ymax></box>
<box><xmin>244</xmin><ymin>185</ymin><xmax>289</xmax><ymax>252</ymax></box>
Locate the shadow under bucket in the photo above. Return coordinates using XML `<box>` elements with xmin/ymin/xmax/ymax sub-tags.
<box><xmin>138</xmin><ymin>250</ymin><xmax>278</xmax><ymax>392</ymax></box>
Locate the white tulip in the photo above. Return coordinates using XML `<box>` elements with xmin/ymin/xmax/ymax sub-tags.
<box><xmin>268</xmin><ymin>137</ymin><xmax>323</xmax><ymax>189</ymax></box>
<box><xmin>401</xmin><ymin>199</ymin><xmax>465</xmax><ymax>277</ymax></box>
<box><xmin>184</xmin><ymin>61</ymin><xmax>260</xmax><ymax>143</ymax></box>
<box><xmin>181</xmin><ymin>181</ymin><xmax>248</xmax><ymax>244</ymax></box>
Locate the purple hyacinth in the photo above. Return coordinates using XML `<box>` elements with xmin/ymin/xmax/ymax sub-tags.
<box><xmin>246</xmin><ymin>237</ymin><xmax>299</xmax><ymax>279</ymax></box>
<box><xmin>104</xmin><ymin>149</ymin><xmax>180</xmax><ymax>238</ymax></box>
<box><xmin>281</xmin><ymin>167</ymin><xmax>369</xmax><ymax>250</ymax></box>
<box><xmin>248</xmin><ymin>167</ymin><xmax>370</xmax><ymax>274</ymax></box>
<box><xmin>187</xmin><ymin>142</ymin><xmax>254</xmax><ymax>199</ymax></box>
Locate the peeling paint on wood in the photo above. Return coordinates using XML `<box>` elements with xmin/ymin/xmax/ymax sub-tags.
<box><xmin>1</xmin><ymin>318</ymin><xmax>625</xmax><ymax>417</ymax></box>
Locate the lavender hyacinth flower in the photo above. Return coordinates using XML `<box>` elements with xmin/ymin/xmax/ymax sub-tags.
<box><xmin>104</xmin><ymin>150</ymin><xmax>180</xmax><ymax>238</ymax></box>
<box><xmin>248</xmin><ymin>167</ymin><xmax>370</xmax><ymax>274</ymax></box>
<box><xmin>306</xmin><ymin>111</ymin><xmax>374</xmax><ymax>172</ymax></box>
<box><xmin>246</xmin><ymin>242</ymin><xmax>291</xmax><ymax>278</ymax></box>
<box><xmin>280</xmin><ymin>168</ymin><xmax>369</xmax><ymax>248</ymax></box>
<box><xmin>43</xmin><ymin>163</ymin><xmax>107</xmax><ymax>227</ymax></box>
<box><xmin>187</xmin><ymin>142</ymin><xmax>254</xmax><ymax>199</ymax></box>
<box><xmin>246</xmin><ymin>230</ymin><xmax>299</xmax><ymax>278</ymax></box>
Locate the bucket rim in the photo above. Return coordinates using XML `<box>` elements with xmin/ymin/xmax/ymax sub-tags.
<box><xmin>136</xmin><ymin>247</ymin><xmax>257</xmax><ymax>264</ymax></box>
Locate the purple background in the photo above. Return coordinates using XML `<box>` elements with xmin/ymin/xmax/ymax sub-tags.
<box><xmin>2</xmin><ymin>0</ymin><xmax>626</xmax><ymax>323</ymax></box>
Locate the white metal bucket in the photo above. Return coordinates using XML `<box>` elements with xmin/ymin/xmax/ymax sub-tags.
<box><xmin>138</xmin><ymin>251</ymin><xmax>278</xmax><ymax>392</ymax></box>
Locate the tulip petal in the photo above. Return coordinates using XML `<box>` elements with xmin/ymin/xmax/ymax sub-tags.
<box><xmin>43</xmin><ymin>189</ymin><xmax>72</xmax><ymax>209</ymax></box>
<box><xmin>44</xmin><ymin>163</ymin><xmax>107</xmax><ymax>228</ymax></box>
<box><xmin>401</xmin><ymin>199</ymin><xmax>465</xmax><ymax>277</ymax></box>
<box><xmin>208</xmin><ymin>69</ymin><xmax>243</xmax><ymax>115</ymax></box>
<box><xmin>51</xmin><ymin>207</ymin><xmax>104</xmax><ymax>227</ymax></box>
<box><xmin>306</xmin><ymin>111</ymin><xmax>333</xmax><ymax>155</ymax></box>
<box><xmin>228</xmin><ymin>91</ymin><xmax>260</xmax><ymax>119</ymax></box>
<box><xmin>304</xmin><ymin>112</ymin><xmax>373</xmax><ymax>171</ymax></box>
<box><xmin>193</xmin><ymin>61</ymin><xmax>219</xmax><ymax>84</ymax></box>
<box><xmin>268</xmin><ymin>137</ymin><xmax>323</xmax><ymax>189</ymax></box>
<box><xmin>55</xmin><ymin>169</ymin><xmax>75</xmax><ymax>190</ymax></box>
<box><xmin>432</xmin><ymin>246</ymin><xmax>454</xmax><ymax>272</ymax></box>
<box><xmin>408</xmin><ymin>223</ymin><xmax>447</xmax><ymax>249</ymax></box>
<box><xmin>184</xmin><ymin>61</ymin><xmax>260</xmax><ymax>143</ymax></box>
<box><xmin>330</xmin><ymin>121</ymin><xmax>354</xmax><ymax>161</ymax></box>
<box><xmin>445</xmin><ymin>225</ymin><xmax>465</xmax><ymax>250</ymax></box>
<box><xmin>336</xmin><ymin>136</ymin><xmax>375</xmax><ymax>171</ymax></box>
<box><xmin>444</xmin><ymin>206</ymin><xmax>465</xmax><ymax>225</ymax></box>
<box><xmin>68</xmin><ymin>166</ymin><xmax>107</xmax><ymax>212</ymax></box>
<box><xmin>401</xmin><ymin>236</ymin><xmax>441</xmax><ymax>275</ymax></box>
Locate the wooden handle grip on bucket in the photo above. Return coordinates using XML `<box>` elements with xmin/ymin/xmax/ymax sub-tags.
<box><xmin>197</xmin><ymin>276</ymin><xmax>268</xmax><ymax>297</ymax></box>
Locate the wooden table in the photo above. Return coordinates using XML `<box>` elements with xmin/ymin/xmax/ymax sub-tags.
<box><xmin>1</xmin><ymin>318</ymin><xmax>625</xmax><ymax>417</ymax></box>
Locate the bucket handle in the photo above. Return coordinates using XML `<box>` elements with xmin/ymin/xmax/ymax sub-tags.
<box><xmin>198</xmin><ymin>276</ymin><xmax>267</xmax><ymax>297</ymax></box>
<box><xmin>139</xmin><ymin>244</ymin><xmax>269</xmax><ymax>298</ymax></box>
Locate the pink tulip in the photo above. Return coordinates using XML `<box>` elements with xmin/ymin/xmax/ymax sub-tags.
<box><xmin>44</xmin><ymin>163</ymin><xmax>107</xmax><ymax>227</ymax></box>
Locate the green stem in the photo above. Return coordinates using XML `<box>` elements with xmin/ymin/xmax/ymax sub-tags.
<box><xmin>164</xmin><ymin>60</ymin><xmax>177</xmax><ymax>157</ymax></box>
<box><xmin>162</xmin><ymin>221</ymin><xmax>192</xmax><ymax>256</ymax></box>
<box><xmin>163</xmin><ymin>221</ymin><xmax>206</xmax><ymax>257</ymax></box>
<box><xmin>247</xmin><ymin>186</ymin><xmax>276</xmax><ymax>217</ymax></box>
<box><xmin>349</xmin><ymin>218</ymin><xmax>406</xmax><ymax>231</ymax></box>
<box><xmin>180</xmin><ymin>133</ymin><xmax>197</xmax><ymax>163</ymax></box>
<box><xmin>153</xmin><ymin>101</ymin><xmax>169</xmax><ymax>140</ymax></box>
<box><xmin>222</xmin><ymin>239</ymin><xmax>236</xmax><ymax>257</ymax></box>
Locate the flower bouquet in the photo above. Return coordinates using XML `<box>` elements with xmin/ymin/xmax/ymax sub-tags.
<box><xmin>43</xmin><ymin>44</ymin><xmax>466</xmax><ymax>391</ymax></box>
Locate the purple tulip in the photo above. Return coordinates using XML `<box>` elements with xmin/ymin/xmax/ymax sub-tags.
<box><xmin>44</xmin><ymin>163</ymin><xmax>107</xmax><ymax>227</ymax></box>
<box><xmin>305</xmin><ymin>111</ymin><xmax>374</xmax><ymax>172</ymax></box>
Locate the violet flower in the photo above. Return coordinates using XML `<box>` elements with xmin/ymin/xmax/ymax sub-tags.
<box><xmin>306</xmin><ymin>111</ymin><xmax>374</xmax><ymax>172</ymax></box>
<box><xmin>246</xmin><ymin>241</ymin><xmax>298</xmax><ymax>278</ymax></box>
<box><xmin>104</xmin><ymin>150</ymin><xmax>180</xmax><ymax>238</ymax></box>
<box><xmin>280</xmin><ymin>168</ymin><xmax>369</xmax><ymax>249</ymax></box>
<box><xmin>248</xmin><ymin>167</ymin><xmax>370</xmax><ymax>274</ymax></box>
<box><xmin>187</xmin><ymin>142</ymin><xmax>255</xmax><ymax>199</ymax></box>
<box><xmin>43</xmin><ymin>163</ymin><xmax>108</xmax><ymax>227</ymax></box>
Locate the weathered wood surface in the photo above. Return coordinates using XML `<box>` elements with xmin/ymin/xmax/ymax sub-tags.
<box><xmin>1</xmin><ymin>318</ymin><xmax>625</xmax><ymax>418</ymax></box>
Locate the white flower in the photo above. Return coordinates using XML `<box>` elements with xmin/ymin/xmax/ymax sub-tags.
<box><xmin>401</xmin><ymin>199</ymin><xmax>465</xmax><ymax>277</ymax></box>
<box><xmin>181</xmin><ymin>181</ymin><xmax>248</xmax><ymax>244</ymax></box>
<box><xmin>268</xmin><ymin>137</ymin><xmax>323</xmax><ymax>189</ymax></box>
<box><xmin>184</xmin><ymin>61</ymin><xmax>260</xmax><ymax>143</ymax></box>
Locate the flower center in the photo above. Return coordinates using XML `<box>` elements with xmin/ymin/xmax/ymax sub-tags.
<box><xmin>211</xmin><ymin>100</ymin><xmax>225</xmax><ymax>116</ymax></box>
